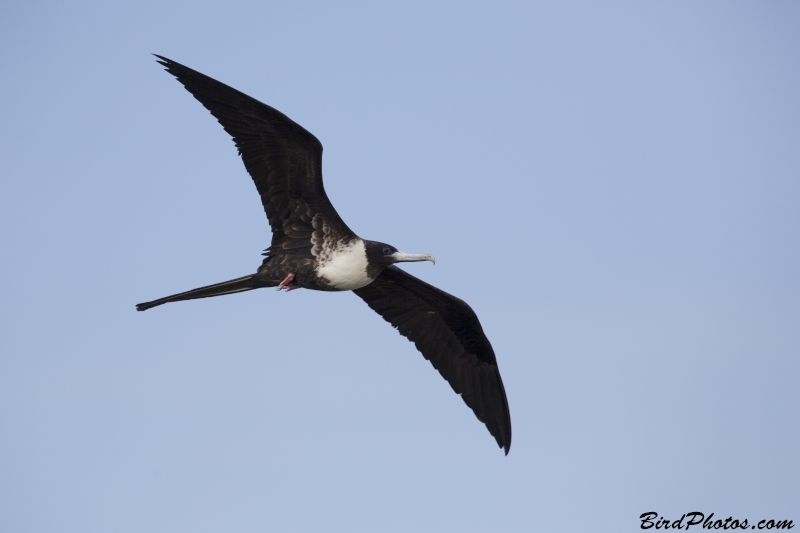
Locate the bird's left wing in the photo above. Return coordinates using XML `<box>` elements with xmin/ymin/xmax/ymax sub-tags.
<box><xmin>154</xmin><ymin>55</ymin><xmax>356</xmax><ymax>256</ymax></box>
<box><xmin>353</xmin><ymin>266</ymin><xmax>512</xmax><ymax>454</ymax></box>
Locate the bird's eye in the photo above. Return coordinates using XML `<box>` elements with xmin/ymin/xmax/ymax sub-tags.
<box><xmin>383</xmin><ymin>247</ymin><xmax>391</xmax><ymax>255</ymax></box>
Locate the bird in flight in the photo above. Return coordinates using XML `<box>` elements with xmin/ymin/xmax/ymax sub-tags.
<box><xmin>138</xmin><ymin>55</ymin><xmax>511</xmax><ymax>454</ymax></box>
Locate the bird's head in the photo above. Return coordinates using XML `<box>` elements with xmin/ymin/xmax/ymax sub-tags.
<box><xmin>364</xmin><ymin>240</ymin><xmax>435</xmax><ymax>272</ymax></box>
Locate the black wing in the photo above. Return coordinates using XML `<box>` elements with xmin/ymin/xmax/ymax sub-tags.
<box><xmin>154</xmin><ymin>55</ymin><xmax>356</xmax><ymax>255</ymax></box>
<box><xmin>353</xmin><ymin>266</ymin><xmax>512</xmax><ymax>454</ymax></box>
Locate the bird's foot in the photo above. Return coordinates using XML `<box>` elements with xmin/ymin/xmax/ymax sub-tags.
<box><xmin>277</xmin><ymin>273</ymin><xmax>300</xmax><ymax>291</ymax></box>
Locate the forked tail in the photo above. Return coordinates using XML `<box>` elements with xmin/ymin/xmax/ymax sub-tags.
<box><xmin>136</xmin><ymin>274</ymin><xmax>257</xmax><ymax>311</ymax></box>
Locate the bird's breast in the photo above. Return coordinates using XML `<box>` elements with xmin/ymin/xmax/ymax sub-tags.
<box><xmin>315</xmin><ymin>238</ymin><xmax>373</xmax><ymax>291</ymax></box>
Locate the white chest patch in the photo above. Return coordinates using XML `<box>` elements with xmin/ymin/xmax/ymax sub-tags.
<box><xmin>315</xmin><ymin>239</ymin><xmax>372</xmax><ymax>290</ymax></box>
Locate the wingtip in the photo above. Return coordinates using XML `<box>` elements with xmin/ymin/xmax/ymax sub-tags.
<box><xmin>152</xmin><ymin>54</ymin><xmax>173</xmax><ymax>69</ymax></box>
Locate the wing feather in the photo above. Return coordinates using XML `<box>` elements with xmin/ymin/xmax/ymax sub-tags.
<box><xmin>154</xmin><ymin>55</ymin><xmax>356</xmax><ymax>255</ymax></box>
<box><xmin>353</xmin><ymin>266</ymin><xmax>512</xmax><ymax>454</ymax></box>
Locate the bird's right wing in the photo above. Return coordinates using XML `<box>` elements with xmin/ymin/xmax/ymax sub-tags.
<box><xmin>155</xmin><ymin>56</ymin><xmax>356</xmax><ymax>257</ymax></box>
<box><xmin>353</xmin><ymin>266</ymin><xmax>512</xmax><ymax>454</ymax></box>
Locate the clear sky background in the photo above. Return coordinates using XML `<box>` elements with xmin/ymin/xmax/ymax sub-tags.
<box><xmin>1</xmin><ymin>1</ymin><xmax>798</xmax><ymax>531</ymax></box>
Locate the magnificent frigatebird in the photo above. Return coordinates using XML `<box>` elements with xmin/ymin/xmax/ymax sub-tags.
<box><xmin>138</xmin><ymin>56</ymin><xmax>512</xmax><ymax>454</ymax></box>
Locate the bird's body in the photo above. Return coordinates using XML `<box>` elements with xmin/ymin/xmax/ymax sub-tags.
<box><xmin>138</xmin><ymin>56</ymin><xmax>512</xmax><ymax>453</ymax></box>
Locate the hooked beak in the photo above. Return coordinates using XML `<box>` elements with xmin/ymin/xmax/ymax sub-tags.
<box><xmin>391</xmin><ymin>251</ymin><xmax>436</xmax><ymax>265</ymax></box>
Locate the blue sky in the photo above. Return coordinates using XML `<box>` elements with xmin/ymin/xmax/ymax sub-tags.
<box><xmin>1</xmin><ymin>1</ymin><xmax>798</xmax><ymax>531</ymax></box>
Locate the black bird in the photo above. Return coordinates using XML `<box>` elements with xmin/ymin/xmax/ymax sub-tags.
<box><xmin>138</xmin><ymin>56</ymin><xmax>512</xmax><ymax>454</ymax></box>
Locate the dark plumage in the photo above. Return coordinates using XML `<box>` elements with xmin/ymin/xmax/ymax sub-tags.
<box><xmin>353</xmin><ymin>267</ymin><xmax>511</xmax><ymax>451</ymax></box>
<box><xmin>138</xmin><ymin>55</ymin><xmax>512</xmax><ymax>454</ymax></box>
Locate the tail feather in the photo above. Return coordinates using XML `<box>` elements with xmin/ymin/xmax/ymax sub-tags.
<box><xmin>136</xmin><ymin>274</ymin><xmax>257</xmax><ymax>311</ymax></box>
